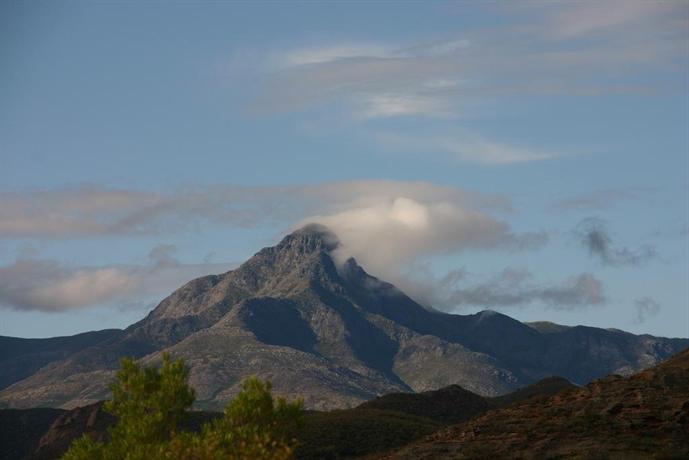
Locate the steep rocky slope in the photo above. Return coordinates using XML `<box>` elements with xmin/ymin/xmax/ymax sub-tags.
<box><xmin>386</xmin><ymin>348</ymin><xmax>689</xmax><ymax>459</ymax></box>
<box><xmin>1</xmin><ymin>225</ymin><xmax>687</xmax><ymax>410</ymax></box>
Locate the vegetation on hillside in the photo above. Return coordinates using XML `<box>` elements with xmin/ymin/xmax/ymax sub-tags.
<box><xmin>62</xmin><ymin>354</ymin><xmax>303</xmax><ymax>460</ymax></box>
<box><xmin>297</xmin><ymin>409</ymin><xmax>441</xmax><ymax>459</ymax></box>
<box><xmin>388</xmin><ymin>349</ymin><xmax>689</xmax><ymax>459</ymax></box>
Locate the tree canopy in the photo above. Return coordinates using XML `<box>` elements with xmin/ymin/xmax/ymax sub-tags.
<box><xmin>62</xmin><ymin>354</ymin><xmax>303</xmax><ymax>460</ymax></box>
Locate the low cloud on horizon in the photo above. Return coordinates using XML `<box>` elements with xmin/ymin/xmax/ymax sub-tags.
<box><xmin>0</xmin><ymin>180</ymin><xmax>549</xmax><ymax>312</ymax></box>
<box><xmin>0</xmin><ymin>181</ymin><xmax>661</xmax><ymax>316</ymax></box>
<box><xmin>0</xmin><ymin>245</ymin><xmax>233</xmax><ymax>313</ymax></box>
<box><xmin>0</xmin><ymin>181</ymin><xmax>511</xmax><ymax>239</ymax></box>
<box><xmin>389</xmin><ymin>267</ymin><xmax>605</xmax><ymax>313</ymax></box>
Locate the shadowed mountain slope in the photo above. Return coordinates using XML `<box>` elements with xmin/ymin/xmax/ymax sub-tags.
<box><xmin>0</xmin><ymin>329</ymin><xmax>122</xmax><ymax>391</ymax></box>
<box><xmin>1</xmin><ymin>225</ymin><xmax>687</xmax><ymax>411</ymax></box>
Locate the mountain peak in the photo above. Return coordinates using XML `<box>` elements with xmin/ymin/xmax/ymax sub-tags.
<box><xmin>278</xmin><ymin>223</ymin><xmax>341</xmax><ymax>254</ymax></box>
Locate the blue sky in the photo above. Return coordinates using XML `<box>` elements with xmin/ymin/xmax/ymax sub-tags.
<box><xmin>1</xmin><ymin>0</ymin><xmax>687</xmax><ymax>338</ymax></box>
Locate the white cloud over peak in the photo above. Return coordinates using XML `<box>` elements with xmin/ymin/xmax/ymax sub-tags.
<box><xmin>305</xmin><ymin>196</ymin><xmax>514</xmax><ymax>273</ymax></box>
<box><xmin>298</xmin><ymin>192</ymin><xmax>547</xmax><ymax>298</ymax></box>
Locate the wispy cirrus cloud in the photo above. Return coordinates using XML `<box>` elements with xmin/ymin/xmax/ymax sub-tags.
<box><xmin>376</xmin><ymin>132</ymin><xmax>559</xmax><ymax>165</ymax></box>
<box><xmin>357</xmin><ymin>93</ymin><xmax>453</xmax><ymax>119</ymax></box>
<box><xmin>543</xmin><ymin>0</ymin><xmax>684</xmax><ymax>39</ymax></box>
<box><xmin>252</xmin><ymin>1</ymin><xmax>686</xmax><ymax>114</ymax></box>
<box><xmin>242</xmin><ymin>1</ymin><xmax>686</xmax><ymax>165</ymax></box>
<box><xmin>280</xmin><ymin>43</ymin><xmax>393</xmax><ymax>67</ymax></box>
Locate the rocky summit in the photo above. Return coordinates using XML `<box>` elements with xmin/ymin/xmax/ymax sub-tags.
<box><xmin>1</xmin><ymin>225</ymin><xmax>687</xmax><ymax>411</ymax></box>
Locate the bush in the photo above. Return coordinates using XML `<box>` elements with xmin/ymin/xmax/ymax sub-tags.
<box><xmin>62</xmin><ymin>354</ymin><xmax>303</xmax><ymax>460</ymax></box>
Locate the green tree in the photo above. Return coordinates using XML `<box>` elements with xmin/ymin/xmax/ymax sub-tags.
<box><xmin>62</xmin><ymin>354</ymin><xmax>303</xmax><ymax>460</ymax></box>
<box><xmin>169</xmin><ymin>378</ymin><xmax>303</xmax><ymax>460</ymax></box>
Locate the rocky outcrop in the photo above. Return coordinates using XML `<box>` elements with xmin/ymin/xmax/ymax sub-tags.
<box><xmin>32</xmin><ymin>402</ymin><xmax>114</xmax><ymax>460</ymax></box>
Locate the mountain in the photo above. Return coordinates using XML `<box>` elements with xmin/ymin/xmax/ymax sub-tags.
<box><xmin>385</xmin><ymin>348</ymin><xmax>689</xmax><ymax>459</ymax></box>
<box><xmin>1</xmin><ymin>224</ymin><xmax>687</xmax><ymax>411</ymax></box>
<box><xmin>0</xmin><ymin>329</ymin><xmax>122</xmax><ymax>391</ymax></box>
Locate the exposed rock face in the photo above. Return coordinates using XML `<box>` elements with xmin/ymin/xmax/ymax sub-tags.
<box><xmin>1</xmin><ymin>225</ymin><xmax>687</xmax><ymax>410</ymax></box>
<box><xmin>32</xmin><ymin>402</ymin><xmax>114</xmax><ymax>460</ymax></box>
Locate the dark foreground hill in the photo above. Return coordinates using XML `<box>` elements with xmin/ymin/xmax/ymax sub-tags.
<box><xmin>297</xmin><ymin>376</ymin><xmax>577</xmax><ymax>459</ymax></box>
<box><xmin>1</xmin><ymin>225</ymin><xmax>687</xmax><ymax>411</ymax></box>
<box><xmin>385</xmin><ymin>348</ymin><xmax>689</xmax><ymax>459</ymax></box>
<box><xmin>0</xmin><ymin>375</ymin><xmax>577</xmax><ymax>460</ymax></box>
<box><xmin>0</xmin><ymin>408</ymin><xmax>65</xmax><ymax>460</ymax></box>
<box><xmin>357</xmin><ymin>376</ymin><xmax>576</xmax><ymax>424</ymax></box>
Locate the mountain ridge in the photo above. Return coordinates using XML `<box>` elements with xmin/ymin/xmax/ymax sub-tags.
<box><xmin>1</xmin><ymin>225</ymin><xmax>687</xmax><ymax>410</ymax></box>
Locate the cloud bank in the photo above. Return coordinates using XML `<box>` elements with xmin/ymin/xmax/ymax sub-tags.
<box><xmin>0</xmin><ymin>246</ymin><xmax>232</xmax><ymax>312</ymax></box>
<box><xmin>398</xmin><ymin>267</ymin><xmax>605</xmax><ymax>312</ymax></box>
<box><xmin>0</xmin><ymin>181</ymin><xmax>511</xmax><ymax>239</ymax></box>
<box><xmin>0</xmin><ymin>180</ymin><xmax>555</xmax><ymax>312</ymax></box>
